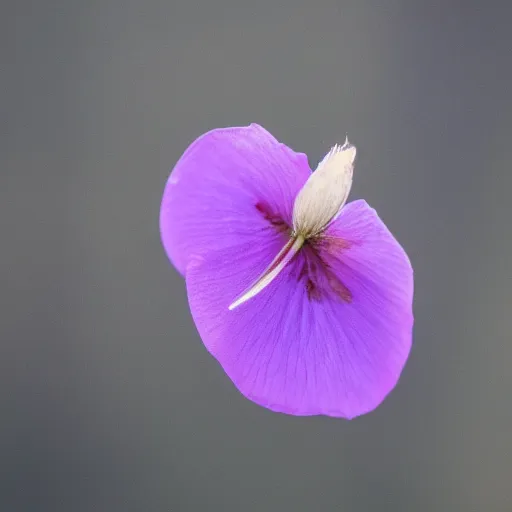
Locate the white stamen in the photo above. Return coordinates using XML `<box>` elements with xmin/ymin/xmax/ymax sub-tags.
<box><xmin>228</xmin><ymin>235</ymin><xmax>305</xmax><ymax>310</ymax></box>
<box><xmin>292</xmin><ymin>139</ymin><xmax>356</xmax><ymax>237</ymax></box>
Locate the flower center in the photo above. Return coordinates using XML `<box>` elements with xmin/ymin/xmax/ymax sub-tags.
<box><xmin>255</xmin><ymin>202</ymin><xmax>352</xmax><ymax>304</ymax></box>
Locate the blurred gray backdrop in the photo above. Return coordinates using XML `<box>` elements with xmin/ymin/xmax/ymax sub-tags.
<box><xmin>2</xmin><ymin>1</ymin><xmax>512</xmax><ymax>511</ymax></box>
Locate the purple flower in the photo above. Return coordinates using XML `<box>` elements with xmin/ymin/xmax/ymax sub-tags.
<box><xmin>160</xmin><ymin>124</ymin><xmax>414</xmax><ymax>419</ymax></box>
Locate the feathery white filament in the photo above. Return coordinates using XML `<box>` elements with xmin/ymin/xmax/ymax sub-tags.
<box><xmin>292</xmin><ymin>138</ymin><xmax>356</xmax><ymax>237</ymax></box>
<box><xmin>228</xmin><ymin>235</ymin><xmax>305</xmax><ymax>310</ymax></box>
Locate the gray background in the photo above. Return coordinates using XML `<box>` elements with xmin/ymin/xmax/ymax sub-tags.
<box><xmin>2</xmin><ymin>1</ymin><xmax>512</xmax><ymax>511</ymax></box>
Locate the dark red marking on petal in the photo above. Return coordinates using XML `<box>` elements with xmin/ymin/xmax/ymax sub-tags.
<box><xmin>314</xmin><ymin>235</ymin><xmax>353</xmax><ymax>255</ymax></box>
<box><xmin>306</xmin><ymin>278</ymin><xmax>322</xmax><ymax>301</ymax></box>
<box><xmin>297</xmin><ymin>261</ymin><xmax>308</xmax><ymax>281</ymax></box>
<box><xmin>255</xmin><ymin>202</ymin><xmax>289</xmax><ymax>233</ymax></box>
<box><xmin>297</xmin><ymin>237</ymin><xmax>353</xmax><ymax>303</ymax></box>
<box><xmin>325</xmin><ymin>266</ymin><xmax>353</xmax><ymax>303</ymax></box>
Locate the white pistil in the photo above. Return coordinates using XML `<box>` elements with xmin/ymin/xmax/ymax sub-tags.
<box><xmin>228</xmin><ymin>235</ymin><xmax>305</xmax><ymax>310</ymax></box>
<box><xmin>292</xmin><ymin>138</ymin><xmax>356</xmax><ymax>238</ymax></box>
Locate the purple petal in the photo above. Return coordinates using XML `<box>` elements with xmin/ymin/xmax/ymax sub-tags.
<box><xmin>159</xmin><ymin>124</ymin><xmax>311</xmax><ymax>275</ymax></box>
<box><xmin>185</xmin><ymin>199</ymin><xmax>413</xmax><ymax>418</ymax></box>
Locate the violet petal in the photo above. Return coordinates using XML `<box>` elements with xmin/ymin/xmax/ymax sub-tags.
<box><xmin>185</xmin><ymin>199</ymin><xmax>413</xmax><ymax>418</ymax></box>
<box><xmin>160</xmin><ymin>124</ymin><xmax>311</xmax><ymax>275</ymax></box>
